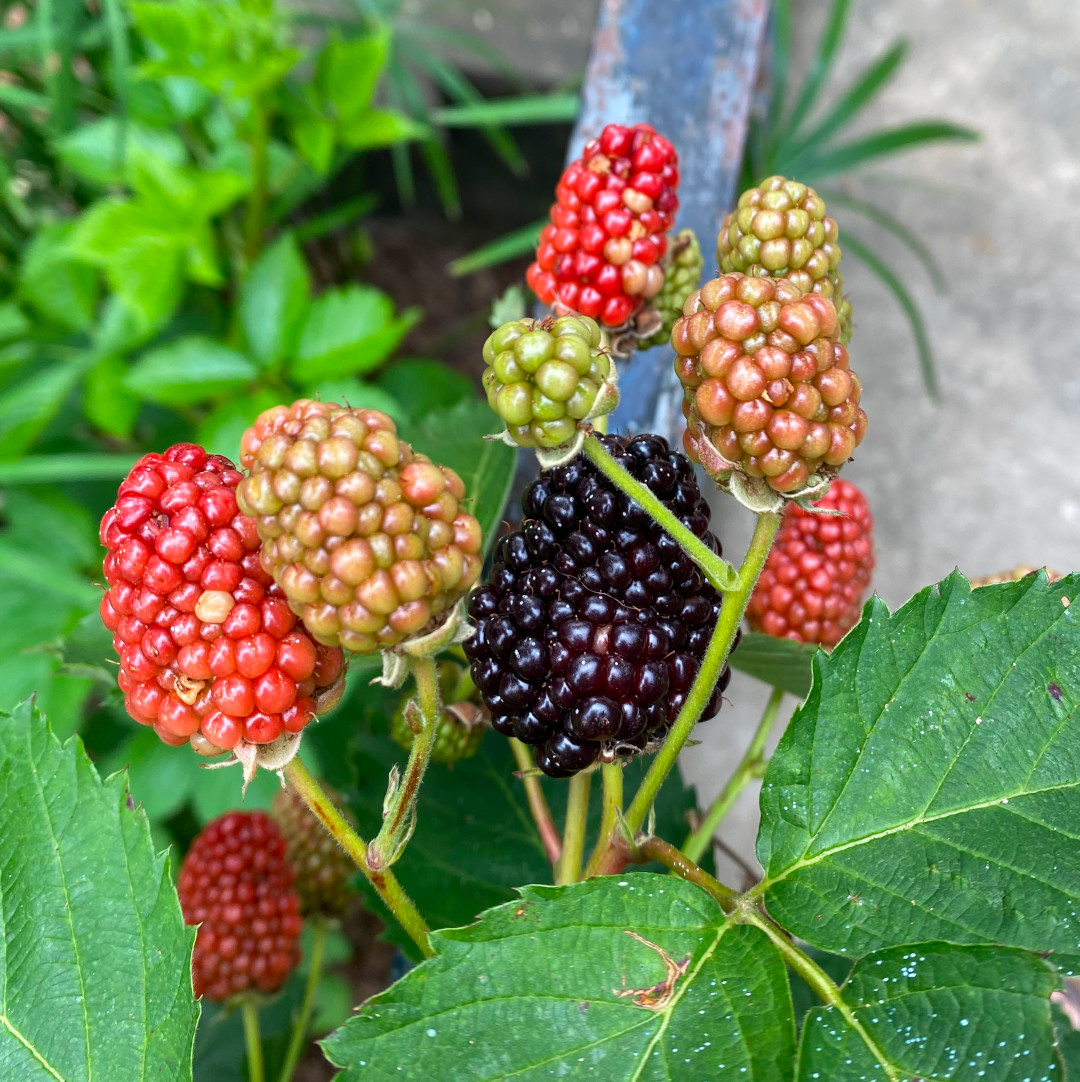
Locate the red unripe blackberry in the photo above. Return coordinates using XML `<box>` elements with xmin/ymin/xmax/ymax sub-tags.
<box><xmin>746</xmin><ymin>479</ymin><xmax>874</xmax><ymax>647</ymax></box>
<box><xmin>672</xmin><ymin>273</ymin><xmax>867</xmax><ymax>500</ymax></box>
<box><xmin>272</xmin><ymin>786</ymin><xmax>355</xmax><ymax>921</ymax></box>
<box><xmin>464</xmin><ymin>434</ymin><xmax>733</xmax><ymax>778</ymax></box>
<box><xmin>237</xmin><ymin>401</ymin><xmax>483</xmax><ymax>654</ymax></box>
<box><xmin>527</xmin><ymin>123</ymin><xmax>679</xmax><ymax>328</ymax></box>
<box><xmin>99</xmin><ymin>444</ymin><xmax>346</xmax><ymax>755</ymax></box>
<box><xmin>177</xmin><ymin>810</ymin><xmax>303</xmax><ymax>1001</ymax></box>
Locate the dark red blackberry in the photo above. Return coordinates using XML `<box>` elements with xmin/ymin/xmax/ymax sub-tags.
<box><xmin>464</xmin><ymin>433</ymin><xmax>733</xmax><ymax>778</ymax></box>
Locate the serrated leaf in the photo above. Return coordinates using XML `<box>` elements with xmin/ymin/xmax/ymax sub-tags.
<box><xmin>756</xmin><ymin>571</ymin><xmax>1080</xmax><ymax>970</ymax></box>
<box><xmin>316</xmin><ymin>30</ymin><xmax>390</xmax><ymax>122</ymax></box>
<box><xmin>239</xmin><ymin>232</ymin><xmax>310</xmax><ymax>369</ymax></box>
<box><xmin>324</xmin><ymin>877</ymin><xmax>794</xmax><ymax>1081</ymax></box>
<box><xmin>19</xmin><ymin>221</ymin><xmax>98</xmax><ymax>331</ymax></box>
<box><xmin>125</xmin><ymin>336</ymin><xmax>256</xmax><ymax>406</ymax></box>
<box><xmin>291</xmin><ymin>286</ymin><xmax>418</xmax><ymax>383</ymax></box>
<box><xmin>52</xmin><ymin>117</ymin><xmax>187</xmax><ymax>187</ymax></box>
<box><xmin>396</xmin><ymin>398</ymin><xmax>515</xmax><ymax>561</ymax></box>
<box><xmin>729</xmin><ymin>632</ymin><xmax>818</xmax><ymax>698</ymax></box>
<box><xmin>346</xmin><ymin>701</ymin><xmax>707</xmax><ymax>957</ymax></box>
<box><xmin>797</xmin><ymin>943</ymin><xmax>1061</xmax><ymax>1082</ymax></box>
<box><xmin>0</xmin><ymin>700</ymin><xmax>198</xmax><ymax>1079</ymax></box>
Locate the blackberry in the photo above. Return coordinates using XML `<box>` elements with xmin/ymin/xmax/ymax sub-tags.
<box><xmin>390</xmin><ymin>660</ymin><xmax>487</xmax><ymax>764</ymax></box>
<box><xmin>642</xmin><ymin>229</ymin><xmax>704</xmax><ymax>348</ymax></box>
<box><xmin>464</xmin><ymin>433</ymin><xmax>733</xmax><ymax>778</ymax></box>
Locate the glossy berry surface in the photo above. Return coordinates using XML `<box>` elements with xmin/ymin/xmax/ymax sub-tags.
<box><xmin>238</xmin><ymin>401</ymin><xmax>483</xmax><ymax>654</ymax></box>
<box><xmin>99</xmin><ymin>443</ymin><xmax>346</xmax><ymax>753</ymax></box>
<box><xmin>482</xmin><ymin>315</ymin><xmax>612</xmax><ymax>449</ymax></box>
<box><xmin>718</xmin><ymin>175</ymin><xmax>851</xmax><ymax>342</ymax></box>
<box><xmin>178</xmin><ymin>810</ymin><xmax>303</xmax><ymax>1001</ymax></box>
<box><xmin>746</xmin><ymin>479</ymin><xmax>874</xmax><ymax>647</ymax></box>
<box><xmin>272</xmin><ymin>786</ymin><xmax>355</xmax><ymax>921</ymax></box>
<box><xmin>464</xmin><ymin>433</ymin><xmax>732</xmax><ymax>778</ymax></box>
<box><xmin>673</xmin><ymin>273</ymin><xmax>867</xmax><ymax>496</ymax></box>
<box><xmin>527</xmin><ymin>123</ymin><xmax>679</xmax><ymax>328</ymax></box>
<box><xmin>643</xmin><ymin>229</ymin><xmax>704</xmax><ymax>348</ymax></box>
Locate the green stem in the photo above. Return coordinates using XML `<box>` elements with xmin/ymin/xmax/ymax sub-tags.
<box><xmin>242</xmin><ymin>999</ymin><xmax>264</xmax><ymax>1082</ymax></box>
<box><xmin>585</xmin><ymin>511</ymin><xmax>781</xmax><ymax>878</ymax></box>
<box><xmin>370</xmin><ymin>656</ymin><xmax>440</xmax><ymax>869</ymax></box>
<box><xmin>282</xmin><ymin>757</ymin><xmax>434</xmax><ymax>958</ymax></box>
<box><xmin>682</xmin><ymin>687</ymin><xmax>785</xmax><ymax>864</ymax></box>
<box><xmin>632</xmin><ymin>835</ymin><xmax>738</xmax><ymax>912</ymax></box>
<box><xmin>738</xmin><ymin>908</ymin><xmax>901</xmax><ymax>1082</ymax></box>
<box><xmin>555</xmin><ymin>771</ymin><xmax>591</xmax><ymax>885</ymax></box>
<box><xmin>582</xmin><ymin>435</ymin><xmax>739</xmax><ymax>592</ymax></box>
<box><xmin>244</xmin><ymin>100</ymin><xmax>270</xmax><ymax>264</ymax></box>
<box><xmin>509</xmin><ymin>739</ymin><xmax>562</xmax><ymax>867</ymax></box>
<box><xmin>277</xmin><ymin>921</ymin><xmax>327</xmax><ymax>1082</ymax></box>
<box><xmin>597</xmin><ymin>761</ymin><xmax>624</xmax><ymax>856</ymax></box>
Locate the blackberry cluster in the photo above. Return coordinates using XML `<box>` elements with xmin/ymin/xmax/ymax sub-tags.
<box><xmin>464</xmin><ymin>434</ymin><xmax>732</xmax><ymax>778</ymax></box>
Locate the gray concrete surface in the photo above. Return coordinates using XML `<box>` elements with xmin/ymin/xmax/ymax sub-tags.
<box><xmin>432</xmin><ymin>0</ymin><xmax>1080</xmax><ymax>878</ymax></box>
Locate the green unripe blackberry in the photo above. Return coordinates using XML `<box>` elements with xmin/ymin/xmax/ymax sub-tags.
<box><xmin>717</xmin><ymin>177</ymin><xmax>852</xmax><ymax>342</ymax></box>
<box><xmin>643</xmin><ymin>230</ymin><xmax>704</xmax><ymax>348</ymax></box>
<box><xmin>390</xmin><ymin>661</ymin><xmax>486</xmax><ymax>763</ymax></box>
<box><xmin>482</xmin><ymin>315</ymin><xmax>615</xmax><ymax>450</ymax></box>
<box><xmin>272</xmin><ymin>785</ymin><xmax>356</xmax><ymax>921</ymax></box>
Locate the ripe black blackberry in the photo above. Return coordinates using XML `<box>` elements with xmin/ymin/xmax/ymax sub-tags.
<box><xmin>464</xmin><ymin>433</ymin><xmax>733</xmax><ymax>778</ymax></box>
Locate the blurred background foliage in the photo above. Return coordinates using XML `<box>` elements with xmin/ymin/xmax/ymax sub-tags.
<box><xmin>0</xmin><ymin>0</ymin><xmax>969</xmax><ymax>892</ymax></box>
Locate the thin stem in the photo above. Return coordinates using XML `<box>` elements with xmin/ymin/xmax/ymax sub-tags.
<box><xmin>597</xmin><ymin>761</ymin><xmax>624</xmax><ymax>855</ymax></box>
<box><xmin>585</xmin><ymin>511</ymin><xmax>781</xmax><ymax>877</ymax></box>
<box><xmin>555</xmin><ymin>771</ymin><xmax>591</xmax><ymax>885</ymax></box>
<box><xmin>582</xmin><ymin>435</ymin><xmax>739</xmax><ymax>592</ymax></box>
<box><xmin>242</xmin><ymin>999</ymin><xmax>264</xmax><ymax>1082</ymax></box>
<box><xmin>370</xmin><ymin>656</ymin><xmax>440</xmax><ymax>868</ymax></box>
<box><xmin>282</xmin><ymin>757</ymin><xmax>434</xmax><ymax>958</ymax></box>
<box><xmin>510</xmin><ymin>739</ymin><xmax>562</xmax><ymax>867</ymax></box>
<box><xmin>632</xmin><ymin>835</ymin><xmax>738</xmax><ymax>912</ymax></box>
<box><xmin>277</xmin><ymin>921</ymin><xmax>328</xmax><ymax>1082</ymax></box>
<box><xmin>682</xmin><ymin>687</ymin><xmax>785</xmax><ymax>864</ymax></box>
<box><xmin>738</xmin><ymin>909</ymin><xmax>901</xmax><ymax>1082</ymax></box>
<box><xmin>244</xmin><ymin>100</ymin><xmax>270</xmax><ymax>263</ymax></box>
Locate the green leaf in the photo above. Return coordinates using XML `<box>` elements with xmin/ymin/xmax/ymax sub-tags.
<box><xmin>447</xmin><ymin>218</ymin><xmax>544</xmax><ymax>277</ymax></box>
<box><xmin>291</xmin><ymin>286</ymin><xmax>419</xmax><ymax>383</ymax></box>
<box><xmin>0</xmin><ymin>300</ymin><xmax>30</xmax><ymax>341</ymax></box>
<box><xmin>85</xmin><ymin>353</ymin><xmax>141</xmax><ymax>439</ymax></box>
<box><xmin>346</xmin><ymin>702</ymin><xmax>707</xmax><ymax>956</ymax></box>
<box><xmin>239</xmin><ymin>232</ymin><xmax>310</xmax><ymax>369</ymax></box>
<box><xmin>789</xmin><ymin>121</ymin><xmax>979</xmax><ymax>182</ymax></box>
<box><xmin>325</xmin><ymin>878</ymin><xmax>794</xmax><ymax>1080</ymax></box>
<box><xmin>0</xmin><ymin>452</ymin><xmax>138</xmax><ymax>485</ymax></box>
<box><xmin>338</xmin><ymin>108</ymin><xmax>428</xmax><ymax>152</ymax></box>
<box><xmin>0</xmin><ymin>359</ymin><xmax>90</xmax><ymax>459</ymax></box>
<box><xmin>377</xmin><ymin>358</ymin><xmax>473</xmax><ymax>420</ymax></box>
<box><xmin>53</xmin><ymin>117</ymin><xmax>187</xmax><ymax>187</ymax></box>
<box><xmin>729</xmin><ymin>633</ymin><xmax>818</xmax><ymax>698</ymax></box>
<box><xmin>293</xmin><ymin>194</ymin><xmax>378</xmax><ymax>244</ymax></box>
<box><xmin>195</xmin><ymin>389</ymin><xmax>286</xmax><ymax>460</ymax></box>
<box><xmin>290</xmin><ymin>112</ymin><xmax>336</xmax><ymax>173</ymax></box>
<box><xmin>757</xmin><ymin>571</ymin><xmax>1080</xmax><ymax>970</ymax></box>
<box><xmin>433</xmin><ymin>92</ymin><xmax>579</xmax><ymax>128</ymax></box>
<box><xmin>0</xmin><ymin>700</ymin><xmax>198</xmax><ymax>1079</ymax></box>
<box><xmin>125</xmin><ymin>336</ymin><xmax>257</xmax><ymax>406</ymax></box>
<box><xmin>19</xmin><ymin>221</ymin><xmax>98</xmax><ymax>332</ymax></box>
<box><xmin>397</xmin><ymin>398</ymin><xmax>515</xmax><ymax>561</ymax></box>
<box><xmin>798</xmin><ymin>943</ymin><xmax>1061</xmax><ymax>1081</ymax></box>
<box><xmin>316</xmin><ymin>29</ymin><xmax>390</xmax><ymax>122</ymax></box>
